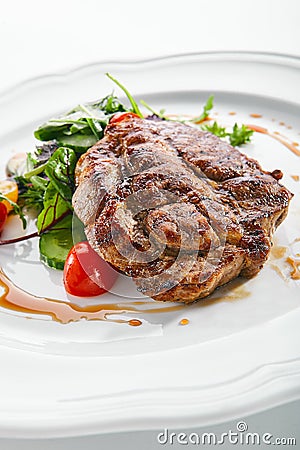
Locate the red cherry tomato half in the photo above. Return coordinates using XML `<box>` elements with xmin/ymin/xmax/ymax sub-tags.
<box><xmin>109</xmin><ymin>112</ymin><xmax>141</xmax><ymax>124</ymax></box>
<box><xmin>63</xmin><ymin>241</ymin><xmax>118</xmax><ymax>297</ymax></box>
<box><xmin>0</xmin><ymin>202</ymin><xmax>8</xmax><ymax>234</ymax></box>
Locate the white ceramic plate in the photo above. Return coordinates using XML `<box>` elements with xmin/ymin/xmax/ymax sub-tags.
<box><xmin>0</xmin><ymin>52</ymin><xmax>300</xmax><ymax>438</ymax></box>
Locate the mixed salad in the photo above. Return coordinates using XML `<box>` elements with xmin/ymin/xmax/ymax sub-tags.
<box><xmin>0</xmin><ymin>74</ymin><xmax>253</xmax><ymax>297</ymax></box>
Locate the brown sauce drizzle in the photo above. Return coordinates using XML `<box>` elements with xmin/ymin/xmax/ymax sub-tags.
<box><xmin>0</xmin><ymin>268</ymin><xmax>185</xmax><ymax>324</ymax></box>
<box><xmin>286</xmin><ymin>257</ymin><xmax>300</xmax><ymax>280</ymax></box>
<box><xmin>128</xmin><ymin>319</ymin><xmax>143</xmax><ymax>327</ymax></box>
<box><xmin>228</xmin><ymin>112</ymin><xmax>236</xmax><ymax>116</ymax></box>
<box><xmin>0</xmin><ymin>264</ymin><xmax>251</xmax><ymax>325</ymax></box>
<box><xmin>269</xmin><ymin>243</ymin><xmax>300</xmax><ymax>281</ymax></box>
<box><xmin>246</xmin><ymin>124</ymin><xmax>300</xmax><ymax>157</ymax></box>
<box><xmin>250</xmin><ymin>113</ymin><xmax>262</xmax><ymax>118</ymax></box>
<box><xmin>0</xmin><ymin>268</ymin><xmax>137</xmax><ymax>324</ymax></box>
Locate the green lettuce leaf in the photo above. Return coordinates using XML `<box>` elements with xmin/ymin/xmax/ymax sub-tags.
<box><xmin>37</xmin><ymin>182</ymin><xmax>70</xmax><ymax>233</ymax></box>
<box><xmin>45</xmin><ymin>147</ymin><xmax>77</xmax><ymax>208</ymax></box>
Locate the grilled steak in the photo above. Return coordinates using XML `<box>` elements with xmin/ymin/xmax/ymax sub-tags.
<box><xmin>73</xmin><ymin>116</ymin><xmax>293</xmax><ymax>302</ymax></box>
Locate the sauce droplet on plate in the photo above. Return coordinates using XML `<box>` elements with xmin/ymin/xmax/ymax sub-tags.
<box><xmin>179</xmin><ymin>318</ymin><xmax>189</xmax><ymax>326</ymax></box>
<box><xmin>246</xmin><ymin>124</ymin><xmax>300</xmax><ymax>157</ymax></box>
<box><xmin>128</xmin><ymin>319</ymin><xmax>142</xmax><ymax>327</ymax></box>
<box><xmin>249</xmin><ymin>113</ymin><xmax>262</xmax><ymax>118</ymax></box>
<box><xmin>286</xmin><ymin>257</ymin><xmax>300</xmax><ymax>280</ymax></box>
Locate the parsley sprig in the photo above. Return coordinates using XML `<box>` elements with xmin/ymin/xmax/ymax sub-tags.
<box><xmin>202</xmin><ymin>121</ymin><xmax>254</xmax><ymax>147</ymax></box>
<box><xmin>228</xmin><ymin>123</ymin><xmax>254</xmax><ymax>147</ymax></box>
<box><xmin>202</xmin><ymin>121</ymin><xmax>227</xmax><ymax>138</ymax></box>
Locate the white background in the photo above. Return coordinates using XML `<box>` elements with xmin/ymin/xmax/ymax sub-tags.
<box><xmin>0</xmin><ymin>0</ymin><xmax>299</xmax><ymax>448</ymax></box>
<box><xmin>0</xmin><ymin>0</ymin><xmax>300</xmax><ymax>92</ymax></box>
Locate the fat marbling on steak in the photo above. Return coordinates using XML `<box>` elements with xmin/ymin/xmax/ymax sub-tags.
<box><xmin>73</xmin><ymin>115</ymin><xmax>293</xmax><ymax>302</ymax></box>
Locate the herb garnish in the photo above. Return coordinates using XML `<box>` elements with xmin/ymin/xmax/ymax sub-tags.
<box><xmin>229</xmin><ymin>123</ymin><xmax>254</xmax><ymax>147</ymax></box>
<box><xmin>202</xmin><ymin>121</ymin><xmax>228</xmax><ymax>138</ymax></box>
<box><xmin>106</xmin><ymin>72</ymin><xmax>143</xmax><ymax>118</ymax></box>
<box><xmin>191</xmin><ymin>95</ymin><xmax>214</xmax><ymax>123</ymax></box>
<box><xmin>202</xmin><ymin>121</ymin><xmax>254</xmax><ymax>147</ymax></box>
<box><xmin>34</xmin><ymin>94</ymin><xmax>129</xmax><ymax>153</ymax></box>
<box><xmin>140</xmin><ymin>100</ymin><xmax>166</xmax><ymax>119</ymax></box>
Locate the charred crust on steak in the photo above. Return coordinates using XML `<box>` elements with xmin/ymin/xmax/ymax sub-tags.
<box><xmin>73</xmin><ymin>116</ymin><xmax>293</xmax><ymax>303</ymax></box>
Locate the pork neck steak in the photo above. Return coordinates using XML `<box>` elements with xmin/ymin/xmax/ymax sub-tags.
<box><xmin>73</xmin><ymin>116</ymin><xmax>293</xmax><ymax>302</ymax></box>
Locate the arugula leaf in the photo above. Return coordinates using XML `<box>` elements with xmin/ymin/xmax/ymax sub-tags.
<box><xmin>33</xmin><ymin>76</ymin><xmax>138</xmax><ymax>155</ymax></box>
<box><xmin>229</xmin><ymin>123</ymin><xmax>254</xmax><ymax>147</ymax></box>
<box><xmin>24</xmin><ymin>161</ymin><xmax>48</xmax><ymax>179</ymax></box>
<box><xmin>106</xmin><ymin>73</ymin><xmax>143</xmax><ymax>118</ymax></box>
<box><xmin>34</xmin><ymin>108</ymin><xmax>105</xmax><ymax>142</ymax></box>
<box><xmin>34</xmin><ymin>92</ymin><xmax>130</xmax><ymax>154</ymax></box>
<box><xmin>45</xmin><ymin>147</ymin><xmax>77</xmax><ymax>207</ymax></box>
<box><xmin>191</xmin><ymin>95</ymin><xmax>214</xmax><ymax>123</ymax></box>
<box><xmin>0</xmin><ymin>194</ymin><xmax>27</xmax><ymax>229</ymax></box>
<box><xmin>140</xmin><ymin>100</ymin><xmax>166</xmax><ymax>119</ymax></box>
<box><xmin>26</xmin><ymin>152</ymin><xmax>38</xmax><ymax>170</ymax></box>
<box><xmin>30</xmin><ymin>176</ymin><xmax>48</xmax><ymax>192</ymax></box>
<box><xmin>76</xmin><ymin>104</ymin><xmax>103</xmax><ymax>140</ymax></box>
<box><xmin>56</xmin><ymin>134</ymin><xmax>98</xmax><ymax>153</ymax></box>
<box><xmin>36</xmin><ymin>182</ymin><xmax>71</xmax><ymax>233</ymax></box>
<box><xmin>96</xmin><ymin>93</ymin><xmax>127</xmax><ymax>114</ymax></box>
<box><xmin>202</xmin><ymin>121</ymin><xmax>227</xmax><ymax>137</ymax></box>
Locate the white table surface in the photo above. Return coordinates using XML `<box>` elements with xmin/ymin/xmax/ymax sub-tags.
<box><xmin>0</xmin><ymin>0</ymin><xmax>299</xmax><ymax>448</ymax></box>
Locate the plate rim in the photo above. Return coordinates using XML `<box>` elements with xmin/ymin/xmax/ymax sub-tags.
<box><xmin>1</xmin><ymin>50</ymin><xmax>300</xmax><ymax>102</ymax></box>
